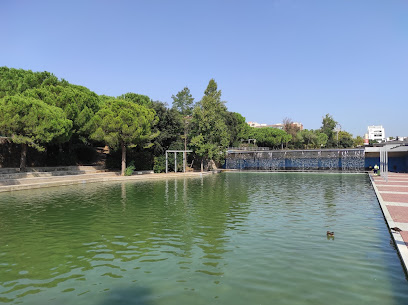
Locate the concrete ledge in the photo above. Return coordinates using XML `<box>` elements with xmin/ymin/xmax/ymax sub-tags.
<box><xmin>0</xmin><ymin>172</ymin><xmax>120</xmax><ymax>186</ymax></box>
<box><xmin>0</xmin><ymin>165</ymin><xmax>104</xmax><ymax>174</ymax></box>
<box><xmin>0</xmin><ymin>172</ymin><xmax>213</xmax><ymax>193</ymax></box>
<box><xmin>369</xmin><ymin>174</ymin><xmax>408</xmax><ymax>274</ymax></box>
<box><xmin>0</xmin><ymin>169</ymin><xmax>108</xmax><ymax>180</ymax></box>
<box><xmin>132</xmin><ymin>170</ymin><xmax>154</xmax><ymax>175</ymax></box>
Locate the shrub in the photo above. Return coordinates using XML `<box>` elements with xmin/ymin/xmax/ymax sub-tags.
<box><xmin>124</xmin><ymin>160</ymin><xmax>136</xmax><ymax>176</ymax></box>
<box><xmin>153</xmin><ymin>156</ymin><xmax>166</xmax><ymax>173</ymax></box>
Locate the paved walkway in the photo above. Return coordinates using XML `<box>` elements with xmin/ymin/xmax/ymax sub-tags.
<box><xmin>370</xmin><ymin>172</ymin><xmax>408</xmax><ymax>272</ymax></box>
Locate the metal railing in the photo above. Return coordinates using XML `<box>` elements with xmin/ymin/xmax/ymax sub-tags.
<box><xmin>228</xmin><ymin>147</ymin><xmax>270</xmax><ymax>151</ymax></box>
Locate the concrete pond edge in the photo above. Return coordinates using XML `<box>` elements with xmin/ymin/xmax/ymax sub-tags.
<box><xmin>0</xmin><ymin>171</ymin><xmax>218</xmax><ymax>193</ymax></box>
<box><xmin>369</xmin><ymin>174</ymin><xmax>408</xmax><ymax>274</ymax></box>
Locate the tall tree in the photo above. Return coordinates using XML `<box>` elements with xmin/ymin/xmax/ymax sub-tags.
<box><xmin>320</xmin><ymin>114</ymin><xmax>338</xmax><ymax>148</ymax></box>
<box><xmin>191</xmin><ymin>79</ymin><xmax>229</xmax><ymax>171</ymax></box>
<box><xmin>0</xmin><ymin>95</ymin><xmax>72</xmax><ymax>169</ymax></box>
<box><xmin>171</xmin><ymin>87</ymin><xmax>195</xmax><ymax>154</ymax></box>
<box><xmin>89</xmin><ymin>99</ymin><xmax>156</xmax><ymax>175</ymax></box>
<box><xmin>171</xmin><ymin>87</ymin><xmax>195</xmax><ymax>116</ymax></box>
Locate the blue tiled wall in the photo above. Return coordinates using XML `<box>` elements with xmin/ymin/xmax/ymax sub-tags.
<box><xmin>224</xmin><ymin>155</ymin><xmax>408</xmax><ymax>172</ymax></box>
<box><xmin>364</xmin><ymin>156</ymin><xmax>408</xmax><ymax>172</ymax></box>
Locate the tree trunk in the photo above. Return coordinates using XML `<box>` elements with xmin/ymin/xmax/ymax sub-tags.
<box><xmin>121</xmin><ymin>141</ymin><xmax>126</xmax><ymax>176</ymax></box>
<box><xmin>184</xmin><ymin>126</ymin><xmax>187</xmax><ymax>152</ymax></box>
<box><xmin>20</xmin><ymin>143</ymin><xmax>27</xmax><ymax>171</ymax></box>
<box><xmin>184</xmin><ymin>127</ymin><xmax>187</xmax><ymax>172</ymax></box>
<box><xmin>201</xmin><ymin>158</ymin><xmax>204</xmax><ymax>172</ymax></box>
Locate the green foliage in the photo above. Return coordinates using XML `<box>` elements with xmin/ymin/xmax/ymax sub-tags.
<box><xmin>89</xmin><ymin>98</ymin><xmax>156</xmax><ymax>150</ymax></box>
<box><xmin>171</xmin><ymin>87</ymin><xmax>195</xmax><ymax>152</ymax></box>
<box><xmin>118</xmin><ymin>92</ymin><xmax>152</xmax><ymax>107</ymax></box>
<box><xmin>191</xmin><ymin>79</ymin><xmax>229</xmax><ymax>162</ymax></box>
<box><xmin>89</xmin><ymin>98</ymin><xmax>157</xmax><ymax>175</ymax></box>
<box><xmin>299</xmin><ymin>129</ymin><xmax>316</xmax><ymax>148</ymax></box>
<box><xmin>22</xmin><ymin>84</ymin><xmax>100</xmax><ymax>139</ymax></box>
<box><xmin>99</xmin><ymin>94</ymin><xmax>115</xmax><ymax>104</ymax></box>
<box><xmin>320</xmin><ymin>114</ymin><xmax>338</xmax><ymax>147</ymax></box>
<box><xmin>321</xmin><ymin>114</ymin><xmax>337</xmax><ymax>134</ymax></box>
<box><xmin>337</xmin><ymin>131</ymin><xmax>353</xmax><ymax>148</ymax></box>
<box><xmin>248</xmin><ymin>128</ymin><xmax>291</xmax><ymax>148</ymax></box>
<box><xmin>124</xmin><ymin>160</ymin><xmax>136</xmax><ymax>176</ymax></box>
<box><xmin>282</xmin><ymin>117</ymin><xmax>301</xmax><ymax>147</ymax></box>
<box><xmin>0</xmin><ymin>67</ymin><xmax>59</xmax><ymax>98</ymax></box>
<box><xmin>353</xmin><ymin>136</ymin><xmax>364</xmax><ymax>147</ymax></box>
<box><xmin>295</xmin><ymin>129</ymin><xmax>328</xmax><ymax>149</ymax></box>
<box><xmin>0</xmin><ymin>95</ymin><xmax>72</xmax><ymax>150</ymax></box>
<box><xmin>316</xmin><ymin>132</ymin><xmax>328</xmax><ymax>147</ymax></box>
<box><xmin>153</xmin><ymin>155</ymin><xmax>166</xmax><ymax>173</ymax></box>
<box><xmin>150</xmin><ymin>101</ymin><xmax>183</xmax><ymax>156</ymax></box>
<box><xmin>0</xmin><ymin>67</ymin><xmax>363</xmax><ymax>170</ymax></box>
<box><xmin>153</xmin><ymin>151</ymin><xmax>183</xmax><ymax>173</ymax></box>
<box><xmin>225</xmin><ymin>112</ymin><xmax>250</xmax><ymax>146</ymax></box>
<box><xmin>171</xmin><ymin>87</ymin><xmax>195</xmax><ymax>116</ymax></box>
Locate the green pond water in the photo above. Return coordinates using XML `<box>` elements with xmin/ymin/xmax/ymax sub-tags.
<box><xmin>1</xmin><ymin>172</ymin><xmax>408</xmax><ymax>305</ymax></box>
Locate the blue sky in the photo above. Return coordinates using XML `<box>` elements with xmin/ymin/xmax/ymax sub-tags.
<box><xmin>2</xmin><ymin>0</ymin><xmax>407</xmax><ymax>137</ymax></box>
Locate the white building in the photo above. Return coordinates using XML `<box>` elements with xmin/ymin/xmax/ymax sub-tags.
<box><xmin>247</xmin><ymin>121</ymin><xmax>303</xmax><ymax>130</ymax></box>
<box><xmin>247</xmin><ymin>121</ymin><xmax>267</xmax><ymax>127</ymax></box>
<box><xmin>367</xmin><ymin>125</ymin><xmax>385</xmax><ymax>142</ymax></box>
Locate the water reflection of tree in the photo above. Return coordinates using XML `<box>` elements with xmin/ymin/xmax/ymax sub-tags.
<box><xmin>187</xmin><ymin>174</ymin><xmax>251</xmax><ymax>275</ymax></box>
<box><xmin>0</xmin><ymin>175</ymin><xmax>252</xmax><ymax>300</ymax></box>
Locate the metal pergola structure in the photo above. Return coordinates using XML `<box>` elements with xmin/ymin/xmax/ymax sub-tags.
<box><xmin>380</xmin><ymin>146</ymin><xmax>388</xmax><ymax>182</ymax></box>
<box><xmin>165</xmin><ymin>150</ymin><xmax>193</xmax><ymax>173</ymax></box>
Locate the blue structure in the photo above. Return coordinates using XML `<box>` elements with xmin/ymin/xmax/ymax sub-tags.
<box><xmin>225</xmin><ymin>149</ymin><xmax>365</xmax><ymax>172</ymax></box>
<box><xmin>365</xmin><ymin>145</ymin><xmax>408</xmax><ymax>173</ymax></box>
<box><xmin>225</xmin><ymin>146</ymin><xmax>408</xmax><ymax>173</ymax></box>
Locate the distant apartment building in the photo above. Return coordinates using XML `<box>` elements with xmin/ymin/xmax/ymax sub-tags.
<box><xmin>267</xmin><ymin>123</ymin><xmax>284</xmax><ymax>130</ymax></box>
<box><xmin>247</xmin><ymin>121</ymin><xmax>267</xmax><ymax>128</ymax></box>
<box><xmin>367</xmin><ymin>125</ymin><xmax>385</xmax><ymax>142</ymax></box>
<box><xmin>292</xmin><ymin>122</ymin><xmax>304</xmax><ymax>130</ymax></box>
<box><xmin>247</xmin><ymin>121</ymin><xmax>303</xmax><ymax>131</ymax></box>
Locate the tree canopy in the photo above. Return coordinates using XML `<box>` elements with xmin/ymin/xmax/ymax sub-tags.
<box><xmin>0</xmin><ymin>67</ymin><xmax>59</xmax><ymax>98</ymax></box>
<box><xmin>89</xmin><ymin>98</ymin><xmax>157</xmax><ymax>175</ymax></box>
<box><xmin>171</xmin><ymin>87</ymin><xmax>195</xmax><ymax>117</ymax></box>
<box><xmin>191</xmin><ymin>79</ymin><xmax>229</xmax><ymax>170</ymax></box>
<box><xmin>118</xmin><ymin>93</ymin><xmax>152</xmax><ymax>107</ymax></box>
<box><xmin>150</xmin><ymin>100</ymin><xmax>183</xmax><ymax>156</ymax></box>
<box><xmin>22</xmin><ymin>84</ymin><xmax>100</xmax><ymax>140</ymax></box>
<box><xmin>248</xmin><ymin>127</ymin><xmax>291</xmax><ymax>149</ymax></box>
<box><xmin>225</xmin><ymin>112</ymin><xmax>250</xmax><ymax>147</ymax></box>
<box><xmin>0</xmin><ymin>95</ymin><xmax>72</xmax><ymax>168</ymax></box>
<box><xmin>320</xmin><ymin>114</ymin><xmax>338</xmax><ymax>147</ymax></box>
<box><xmin>0</xmin><ymin>66</ymin><xmax>364</xmax><ymax>171</ymax></box>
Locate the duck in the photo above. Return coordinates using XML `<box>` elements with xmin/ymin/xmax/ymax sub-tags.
<box><xmin>326</xmin><ymin>231</ymin><xmax>334</xmax><ymax>237</ymax></box>
<box><xmin>391</xmin><ymin>227</ymin><xmax>402</xmax><ymax>233</ymax></box>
